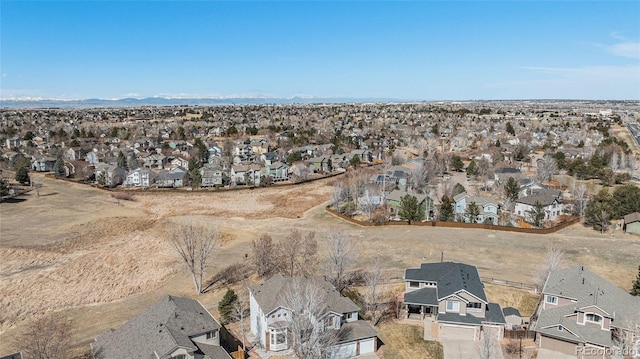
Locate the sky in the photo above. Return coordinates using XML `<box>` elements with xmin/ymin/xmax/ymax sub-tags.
<box><xmin>1</xmin><ymin>1</ymin><xmax>639</xmax><ymax>101</ymax></box>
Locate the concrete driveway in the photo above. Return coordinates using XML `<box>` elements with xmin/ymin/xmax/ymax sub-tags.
<box><xmin>442</xmin><ymin>339</ymin><xmax>479</xmax><ymax>359</ymax></box>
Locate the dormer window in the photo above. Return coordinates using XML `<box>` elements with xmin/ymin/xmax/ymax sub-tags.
<box><xmin>585</xmin><ymin>313</ymin><xmax>602</xmax><ymax>324</ymax></box>
<box><xmin>409</xmin><ymin>281</ymin><xmax>420</xmax><ymax>288</ymax></box>
<box><xmin>206</xmin><ymin>330</ymin><xmax>217</xmax><ymax>339</ymax></box>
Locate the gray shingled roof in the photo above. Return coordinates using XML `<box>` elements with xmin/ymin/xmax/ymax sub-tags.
<box><xmin>515</xmin><ymin>194</ymin><xmax>559</xmax><ymax>206</ymax></box>
<box><xmin>249</xmin><ymin>274</ymin><xmax>359</xmax><ymax>316</ymax></box>
<box><xmin>336</xmin><ymin>320</ymin><xmax>378</xmax><ymax>343</ymax></box>
<box><xmin>624</xmin><ymin>212</ymin><xmax>640</xmax><ymax>224</ymax></box>
<box><xmin>502</xmin><ymin>307</ymin><xmax>522</xmax><ymax>317</ymax></box>
<box><xmin>92</xmin><ymin>295</ymin><xmax>229</xmax><ymax>359</ymax></box>
<box><xmin>403</xmin><ymin>287</ymin><xmax>438</xmax><ymax>306</ymax></box>
<box><xmin>404</xmin><ymin>262</ymin><xmax>488</xmax><ymax>303</ymax></box>
<box><xmin>535</xmin><ymin>266</ymin><xmax>640</xmax><ymax>347</ymax></box>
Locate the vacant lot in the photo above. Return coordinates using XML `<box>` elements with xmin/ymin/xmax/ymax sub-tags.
<box><xmin>1</xmin><ymin>173</ymin><xmax>639</xmax><ymax>356</ymax></box>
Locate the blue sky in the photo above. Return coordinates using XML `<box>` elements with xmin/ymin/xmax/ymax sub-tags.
<box><xmin>1</xmin><ymin>1</ymin><xmax>639</xmax><ymax>100</ymax></box>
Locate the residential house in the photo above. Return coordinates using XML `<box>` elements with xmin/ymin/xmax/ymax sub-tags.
<box><xmin>144</xmin><ymin>153</ymin><xmax>168</xmax><ymax>169</ymax></box>
<box><xmin>231</xmin><ymin>163</ymin><xmax>262</xmax><ymax>186</ymax></box>
<box><xmin>623</xmin><ymin>212</ymin><xmax>640</xmax><ymax>235</ymax></box>
<box><xmin>453</xmin><ymin>192</ymin><xmax>499</xmax><ymax>224</ymax></box>
<box><xmin>264</xmin><ymin>162</ymin><xmax>289</xmax><ymax>182</ymax></box>
<box><xmin>171</xmin><ymin>156</ymin><xmax>190</xmax><ymax>170</ymax></box>
<box><xmin>386</xmin><ymin>189</ymin><xmax>431</xmax><ymax>220</ymax></box>
<box><xmin>308</xmin><ymin>156</ymin><xmax>333</xmax><ymax>173</ymax></box>
<box><xmin>31</xmin><ymin>156</ymin><xmax>57</xmax><ymax>172</ymax></box>
<box><xmin>157</xmin><ymin>167</ymin><xmax>189</xmax><ymax>188</ymax></box>
<box><xmin>85</xmin><ymin>151</ymin><xmax>100</xmax><ymax>165</ymax></box>
<box><xmin>95</xmin><ymin>164</ymin><xmax>127</xmax><ymax>187</ymax></box>
<box><xmin>200</xmin><ymin>166</ymin><xmax>228</xmax><ymax>188</ymax></box>
<box><xmin>125</xmin><ymin>167</ymin><xmax>157</xmax><ymax>188</ymax></box>
<box><xmin>5</xmin><ymin>137</ymin><xmax>22</xmax><ymax>149</ymax></box>
<box><xmin>402</xmin><ymin>261</ymin><xmax>506</xmax><ymax>341</ymax></box>
<box><xmin>249</xmin><ymin>274</ymin><xmax>378</xmax><ymax>358</ymax></box>
<box><xmin>533</xmin><ymin>266</ymin><xmax>640</xmax><ymax>358</ymax></box>
<box><xmin>92</xmin><ymin>295</ymin><xmax>231</xmax><ymax>359</ymax></box>
<box><xmin>514</xmin><ymin>189</ymin><xmax>564</xmax><ymax>222</ymax></box>
<box><xmin>348</xmin><ymin>149</ymin><xmax>373</xmax><ymax>164</ymax></box>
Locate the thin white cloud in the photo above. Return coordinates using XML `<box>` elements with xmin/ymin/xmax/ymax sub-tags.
<box><xmin>605</xmin><ymin>42</ymin><xmax>640</xmax><ymax>60</ymax></box>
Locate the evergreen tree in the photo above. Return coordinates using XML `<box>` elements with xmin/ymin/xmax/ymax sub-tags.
<box><xmin>465</xmin><ymin>201</ymin><xmax>481</xmax><ymax>223</ymax></box>
<box><xmin>117</xmin><ymin>151</ymin><xmax>128</xmax><ymax>170</ymax></box>
<box><xmin>504</xmin><ymin>176</ymin><xmax>519</xmax><ymax>202</ymax></box>
<box><xmin>450</xmin><ymin>155</ymin><xmax>464</xmax><ymax>172</ymax></box>
<box><xmin>452</xmin><ymin>183</ymin><xmax>466</xmax><ymax>197</ymax></box>
<box><xmin>506</xmin><ymin>122</ymin><xmax>515</xmax><ymax>136</ymax></box>
<box><xmin>631</xmin><ymin>266</ymin><xmax>640</xmax><ymax>296</ymax></box>
<box><xmin>218</xmin><ymin>289</ymin><xmax>238</xmax><ymax>323</ymax></box>
<box><xmin>438</xmin><ymin>194</ymin><xmax>454</xmax><ymax>221</ymax></box>
<box><xmin>15</xmin><ymin>164</ymin><xmax>30</xmax><ymax>184</ymax></box>
<box><xmin>398</xmin><ymin>194</ymin><xmax>422</xmax><ymax>223</ymax></box>
<box><xmin>466</xmin><ymin>160</ymin><xmax>478</xmax><ymax>177</ymax></box>
<box><xmin>0</xmin><ymin>178</ymin><xmax>9</xmax><ymax>197</ymax></box>
<box><xmin>53</xmin><ymin>156</ymin><xmax>66</xmax><ymax>178</ymax></box>
<box><xmin>612</xmin><ymin>184</ymin><xmax>640</xmax><ymax>218</ymax></box>
<box><xmin>584</xmin><ymin>189</ymin><xmax>613</xmax><ymax>232</ymax></box>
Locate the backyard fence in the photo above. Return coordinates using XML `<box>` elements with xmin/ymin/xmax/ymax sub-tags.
<box><xmin>504</xmin><ymin>329</ymin><xmax>536</xmax><ymax>340</ymax></box>
<box><xmin>325</xmin><ymin>206</ymin><xmax>582</xmax><ymax>235</ymax></box>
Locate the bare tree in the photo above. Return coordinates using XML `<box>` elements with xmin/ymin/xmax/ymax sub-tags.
<box><xmin>279</xmin><ymin>278</ymin><xmax>338</xmax><ymax>359</ymax></box>
<box><xmin>535</xmin><ymin>245</ymin><xmax>565</xmax><ymax>290</ymax></box>
<box><xmin>252</xmin><ymin>234</ymin><xmax>278</xmax><ymax>278</ymax></box>
<box><xmin>331</xmin><ymin>182</ymin><xmax>346</xmax><ymax>211</ymax></box>
<box><xmin>170</xmin><ymin>223</ymin><xmax>220</xmax><ymax>294</ymax></box>
<box><xmin>536</xmin><ymin>156</ymin><xmax>558</xmax><ymax>182</ymax></box>
<box><xmin>15</xmin><ymin>313</ymin><xmax>72</xmax><ymax>359</ymax></box>
<box><xmin>279</xmin><ymin>229</ymin><xmax>318</xmax><ymax>277</ymax></box>
<box><xmin>478</xmin><ymin>329</ymin><xmax>499</xmax><ymax>359</ymax></box>
<box><xmin>573</xmin><ymin>182</ymin><xmax>588</xmax><ymax>216</ymax></box>
<box><xmin>324</xmin><ymin>230</ymin><xmax>357</xmax><ymax>292</ymax></box>
<box><xmin>359</xmin><ymin>185</ymin><xmax>380</xmax><ymax>221</ymax></box>
<box><xmin>363</xmin><ymin>256</ymin><xmax>389</xmax><ymax>326</ymax></box>
<box><xmin>611</xmin><ymin>320</ymin><xmax>640</xmax><ymax>359</ymax></box>
<box><xmin>231</xmin><ymin>280</ymin><xmax>250</xmax><ymax>353</ymax></box>
<box><xmin>409</xmin><ymin>162</ymin><xmax>431</xmax><ymax>194</ymax></box>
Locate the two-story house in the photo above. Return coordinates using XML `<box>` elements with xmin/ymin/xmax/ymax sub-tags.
<box><xmin>402</xmin><ymin>261</ymin><xmax>506</xmax><ymax>341</ymax></box>
<box><xmin>125</xmin><ymin>167</ymin><xmax>157</xmax><ymax>188</ymax></box>
<box><xmin>533</xmin><ymin>266</ymin><xmax>640</xmax><ymax>358</ymax></box>
<box><xmin>92</xmin><ymin>295</ymin><xmax>231</xmax><ymax>359</ymax></box>
<box><xmin>453</xmin><ymin>192</ymin><xmax>499</xmax><ymax>224</ymax></box>
<box><xmin>514</xmin><ymin>189</ymin><xmax>564</xmax><ymax>223</ymax></box>
<box><xmin>249</xmin><ymin>274</ymin><xmax>378</xmax><ymax>358</ymax></box>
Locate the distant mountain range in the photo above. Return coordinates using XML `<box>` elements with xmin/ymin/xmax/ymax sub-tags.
<box><xmin>0</xmin><ymin>96</ymin><xmax>407</xmax><ymax>109</ymax></box>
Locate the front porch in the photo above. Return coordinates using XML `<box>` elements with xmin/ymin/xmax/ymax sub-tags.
<box><xmin>266</xmin><ymin>321</ymin><xmax>289</xmax><ymax>352</ymax></box>
<box><xmin>404</xmin><ymin>303</ymin><xmax>438</xmax><ymax>321</ymax></box>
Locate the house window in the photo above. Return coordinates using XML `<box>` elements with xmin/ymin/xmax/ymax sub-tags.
<box><xmin>446</xmin><ymin>300</ymin><xmax>460</xmax><ymax>313</ymax></box>
<box><xmin>545</xmin><ymin>295</ymin><xmax>557</xmax><ymax>305</ymax></box>
<box><xmin>206</xmin><ymin>330</ymin><xmax>217</xmax><ymax>339</ymax></box>
<box><xmin>409</xmin><ymin>281</ymin><xmax>420</xmax><ymax>288</ymax></box>
<box><xmin>586</xmin><ymin>313</ymin><xmax>602</xmax><ymax>324</ymax></box>
<box><xmin>173</xmin><ymin>355</ymin><xmax>186</xmax><ymax>359</ymax></box>
<box><xmin>466</xmin><ymin>302</ymin><xmax>482</xmax><ymax>309</ymax></box>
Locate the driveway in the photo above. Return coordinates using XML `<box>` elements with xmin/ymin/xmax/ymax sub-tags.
<box><xmin>442</xmin><ymin>339</ymin><xmax>479</xmax><ymax>359</ymax></box>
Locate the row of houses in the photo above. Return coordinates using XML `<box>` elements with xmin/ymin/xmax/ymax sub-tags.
<box><xmin>87</xmin><ymin>260</ymin><xmax>638</xmax><ymax>359</ymax></box>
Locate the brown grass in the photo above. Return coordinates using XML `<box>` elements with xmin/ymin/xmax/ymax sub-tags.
<box><xmin>1</xmin><ymin>172</ymin><xmax>639</xmax><ymax>356</ymax></box>
<box><xmin>377</xmin><ymin>320</ymin><xmax>443</xmax><ymax>359</ymax></box>
<box><xmin>483</xmin><ymin>284</ymin><xmax>540</xmax><ymax>317</ymax></box>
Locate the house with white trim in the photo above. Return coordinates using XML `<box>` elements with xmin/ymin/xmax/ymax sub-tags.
<box><xmin>402</xmin><ymin>261</ymin><xmax>506</xmax><ymax>341</ymax></box>
<box><xmin>249</xmin><ymin>274</ymin><xmax>378</xmax><ymax>358</ymax></box>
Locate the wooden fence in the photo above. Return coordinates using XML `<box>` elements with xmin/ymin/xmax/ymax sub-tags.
<box><xmin>504</xmin><ymin>329</ymin><xmax>536</xmax><ymax>340</ymax></box>
<box><xmin>325</xmin><ymin>206</ymin><xmax>582</xmax><ymax>235</ymax></box>
<box><xmin>481</xmin><ymin>277</ymin><xmax>538</xmax><ymax>292</ymax></box>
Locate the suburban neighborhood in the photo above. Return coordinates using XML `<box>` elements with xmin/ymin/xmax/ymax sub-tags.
<box><xmin>1</xmin><ymin>100</ymin><xmax>640</xmax><ymax>359</ymax></box>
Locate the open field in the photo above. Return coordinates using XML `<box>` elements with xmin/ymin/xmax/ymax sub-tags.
<box><xmin>1</xmin><ymin>173</ymin><xmax>639</xmax><ymax>356</ymax></box>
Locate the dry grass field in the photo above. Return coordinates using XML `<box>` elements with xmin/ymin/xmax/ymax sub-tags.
<box><xmin>1</xmin><ymin>173</ymin><xmax>639</xmax><ymax>356</ymax></box>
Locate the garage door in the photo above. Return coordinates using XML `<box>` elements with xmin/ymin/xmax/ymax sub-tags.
<box><xmin>440</xmin><ymin>324</ymin><xmax>477</xmax><ymax>340</ymax></box>
<box><xmin>359</xmin><ymin>338</ymin><xmax>375</xmax><ymax>354</ymax></box>
<box><xmin>332</xmin><ymin>342</ymin><xmax>356</xmax><ymax>358</ymax></box>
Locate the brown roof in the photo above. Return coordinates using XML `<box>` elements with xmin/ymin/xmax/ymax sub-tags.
<box><xmin>624</xmin><ymin>212</ymin><xmax>640</xmax><ymax>224</ymax></box>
